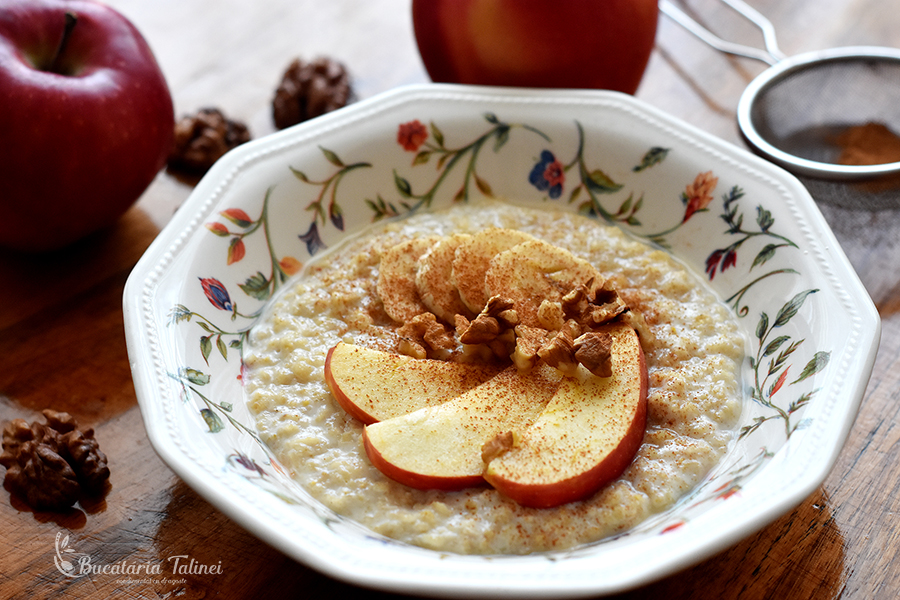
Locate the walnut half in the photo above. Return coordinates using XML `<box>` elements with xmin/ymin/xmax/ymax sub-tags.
<box><xmin>0</xmin><ymin>410</ymin><xmax>110</xmax><ymax>511</ymax></box>
<box><xmin>481</xmin><ymin>431</ymin><xmax>518</xmax><ymax>463</ymax></box>
<box><xmin>574</xmin><ymin>331</ymin><xmax>614</xmax><ymax>377</ymax></box>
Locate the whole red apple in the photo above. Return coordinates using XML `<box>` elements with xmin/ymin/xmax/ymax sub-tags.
<box><xmin>0</xmin><ymin>0</ymin><xmax>174</xmax><ymax>252</ymax></box>
<box><xmin>412</xmin><ymin>0</ymin><xmax>659</xmax><ymax>94</ymax></box>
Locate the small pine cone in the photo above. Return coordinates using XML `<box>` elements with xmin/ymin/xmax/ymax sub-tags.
<box><xmin>272</xmin><ymin>57</ymin><xmax>352</xmax><ymax>129</ymax></box>
<box><xmin>168</xmin><ymin>108</ymin><xmax>251</xmax><ymax>173</ymax></box>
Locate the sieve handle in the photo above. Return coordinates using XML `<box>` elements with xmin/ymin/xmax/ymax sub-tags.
<box><xmin>659</xmin><ymin>0</ymin><xmax>788</xmax><ymax>66</ymax></box>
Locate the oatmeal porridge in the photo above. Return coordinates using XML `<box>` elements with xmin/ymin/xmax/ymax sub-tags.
<box><xmin>242</xmin><ymin>200</ymin><xmax>746</xmax><ymax>555</ymax></box>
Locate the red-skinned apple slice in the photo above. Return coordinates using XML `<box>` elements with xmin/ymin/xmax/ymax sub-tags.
<box><xmin>483</xmin><ymin>323</ymin><xmax>648</xmax><ymax>508</ymax></box>
<box><xmin>324</xmin><ymin>342</ymin><xmax>501</xmax><ymax>424</ymax></box>
<box><xmin>363</xmin><ymin>363</ymin><xmax>562</xmax><ymax>491</ymax></box>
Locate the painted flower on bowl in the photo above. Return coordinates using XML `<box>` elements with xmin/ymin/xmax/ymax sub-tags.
<box><xmin>529</xmin><ymin>150</ymin><xmax>565</xmax><ymax>199</ymax></box>
<box><xmin>200</xmin><ymin>277</ymin><xmax>233</xmax><ymax>312</ymax></box>
<box><xmin>682</xmin><ymin>170</ymin><xmax>718</xmax><ymax>222</ymax></box>
<box><xmin>397</xmin><ymin>119</ymin><xmax>429</xmax><ymax>152</ymax></box>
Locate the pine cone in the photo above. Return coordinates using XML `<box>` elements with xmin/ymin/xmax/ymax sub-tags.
<box><xmin>272</xmin><ymin>57</ymin><xmax>352</xmax><ymax>129</ymax></box>
<box><xmin>168</xmin><ymin>107</ymin><xmax>251</xmax><ymax>174</ymax></box>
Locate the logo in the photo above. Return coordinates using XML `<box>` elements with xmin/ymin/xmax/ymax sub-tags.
<box><xmin>52</xmin><ymin>531</ymin><xmax>221</xmax><ymax>582</ymax></box>
<box><xmin>54</xmin><ymin>532</ymin><xmax>90</xmax><ymax>579</ymax></box>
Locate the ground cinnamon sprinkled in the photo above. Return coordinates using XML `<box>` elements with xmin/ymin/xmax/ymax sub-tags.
<box><xmin>837</xmin><ymin>121</ymin><xmax>900</xmax><ymax>166</ymax></box>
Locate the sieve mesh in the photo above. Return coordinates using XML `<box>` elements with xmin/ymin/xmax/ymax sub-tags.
<box><xmin>748</xmin><ymin>56</ymin><xmax>900</xmax><ymax>166</ymax></box>
<box><xmin>744</xmin><ymin>54</ymin><xmax>900</xmax><ymax>208</ymax></box>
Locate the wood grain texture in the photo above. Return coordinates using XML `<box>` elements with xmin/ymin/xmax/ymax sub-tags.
<box><xmin>2</xmin><ymin>0</ymin><xmax>899</xmax><ymax>598</ymax></box>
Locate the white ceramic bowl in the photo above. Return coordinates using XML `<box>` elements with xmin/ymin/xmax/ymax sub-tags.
<box><xmin>124</xmin><ymin>84</ymin><xmax>880</xmax><ymax>598</ymax></box>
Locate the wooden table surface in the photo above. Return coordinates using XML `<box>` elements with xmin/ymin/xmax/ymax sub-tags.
<box><xmin>3</xmin><ymin>0</ymin><xmax>899</xmax><ymax>598</ymax></box>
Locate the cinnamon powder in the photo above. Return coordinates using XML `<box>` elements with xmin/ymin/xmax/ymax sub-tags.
<box><xmin>836</xmin><ymin>121</ymin><xmax>900</xmax><ymax>166</ymax></box>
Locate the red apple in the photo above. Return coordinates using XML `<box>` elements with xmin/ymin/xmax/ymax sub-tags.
<box><xmin>0</xmin><ymin>0</ymin><xmax>174</xmax><ymax>252</ymax></box>
<box><xmin>412</xmin><ymin>0</ymin><xmax>659</xmax><ymax>94</ymax></box>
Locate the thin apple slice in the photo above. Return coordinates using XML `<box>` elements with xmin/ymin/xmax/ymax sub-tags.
<box><xmin>363</xmin><ymin>363</ymin><xmax>563</xmax><ymax>490</ymax></box>
<box><xmin>325</xmin><ymin>342</ymin><xmax>501</xmax><ymax>424</ymax></box>
<box><xmin>451</xmin><ymin>227</ymin><xmax>536</xmax><ymax>314</ymax></box>
<box><xmin>415</xmin><ymin>233</ymin><xmax>475</xmax><ymax>322</ymax></box>
<box><xmin>484</xmin><ymin>239</ymin><xmax>604</xmax><ymax>328</ymax></box>
<box><xmin>377</xmin><ymin>235</ymin><xmax>441</xmax><ymax>323</ymax></box>
<box><xmin>483</xmin><ymin>323</ymin><xmax>648</xmax><ymax>508</ymax></box>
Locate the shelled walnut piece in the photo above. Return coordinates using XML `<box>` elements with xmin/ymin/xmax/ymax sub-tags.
<box><xmin>0</xmin><ymin>410</ymin><xmax>110</xmax><ymax>511</ymax></box>
<box><xmin>377</xmin><ymin>231</ymin><xmax>654</xmax><ymax>377</ymax></box>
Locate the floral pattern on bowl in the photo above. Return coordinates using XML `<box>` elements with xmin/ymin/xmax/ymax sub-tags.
<box><xmin>124</xmin><ymin>84</ymin><xmax>879</xmax><ymax>598</ymax></box>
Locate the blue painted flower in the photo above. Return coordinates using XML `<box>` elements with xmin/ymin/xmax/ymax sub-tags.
<box><xmin>299</xmin><ymin>221</ymin><xmax>326</xmax><ymax>255</ymax></box>
<box><xmin>199</xmin><ymin>277</ymin><xmax>233</xmax><ymax>312</ymax></box>
<box><xmin>529</xmin><ymin>150</ymin><xmax>565</xmax><ymax>199</ymax></box>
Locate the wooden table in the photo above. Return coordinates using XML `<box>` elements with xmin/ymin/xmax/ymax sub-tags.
<box><xmin>2</xmin><ymin>0</ymin><xmax>898</xmax><ymax>597</ymax></box>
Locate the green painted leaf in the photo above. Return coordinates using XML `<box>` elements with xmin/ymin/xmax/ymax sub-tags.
<box><xmin>769</xmin><ymin>340</ymin><xmax>802</xmax><ymax>376</ymax></box>
<box><xmin>494</xmin><ymin>126</ymin><xmax>510</xmax><ymax>152</ymax></box>
<box><xmin>200</xmin><ymin>408</ymin><xmax>224</xmax><ymax>433</ymax></box>
<box><xmin>633</xmin><ymin>146</ymin><xmax>669</xmax><ymax>172</ymax></box>
<box><xmin>181</xmin><ymin>368</ymin><xmax>210</xmax><ymax>385</ymax></box>
<box><xmin>753</xmin><ymin>244</ymin><xmax>778</xmax><ymax>268</ymax></box>
<box><xmin>239</xmin><ymin>271</ymin><xmax>270</xmax><ymax>301</ymax></box>
<box><xmin>200</xmin><ymin>336</ymin><xmax>212</xmax><ymax>363</ymax></box>
<box><xmin>756</xmin><ymin>312</ymin><xmax>769</xmax><ymax>340</ymax></box>
<box><xmin>789</xmin><ymin>392</ymin><xmax>813</xmax><ymax>413</ymax></box>
<box><xmin>763</xmin><ymin>335</ymin><xmax>790</xmax><ymax>356</ymax></box>
<box><xmin>320</xmin><ymin>147</ymin><xmax>344</xmax><ymax>167</ymax></box>
<box><xmin>774</xmin><ymin>289</ymin><xmax>818</xmax><ymax>328</ymax></box>
<box><xmin>394</xmin><ymin>171</ymin><xmax>412</xmax><ymax>198</ymax></box>
<box><xmin>169</xmin><ymin>305</ymin><xmax>192</xmax><ymax>325</ymax></box>
<box><xmin>757</xmin><ymin>206</ymin><xmax>774</xmax><ymax>231</ymax></box>
<box><xmin>484</xmin><ymin>112</ymin><xmax>499</xmax><ymax>124</ymax></box>
<box><xmin>569</xmin><ymin>185</ymin><xmax>582</xmax><ymax>204</ymax></box>
<box><xmin>289</xmin><ymin>167</ymin><xmax>309</xmax><ymax>182</ymax></box>
<box><xmin>585</xmin><ymin>169</ymin><xmax>622</xmax><ymax>193</ymax></box>
<box><xmin>413</xmin><ymin>151</ymin><xmax>431</xmax><ymax>166</ymax></box>
<box><xmin>216</xmin><ymin>335</ymin><xmax>228</xmax><ymax>360</ymax></box>
<box><xmin>793</xmin><ymin>351</ymin><xmax>830</xmax><ymax>384</ymax></box>
<box><xmin>430</xmin><ymin>122</ymin><xmax>444</xmax><ymax>147</ymax></box>
<box><xmin>475</xmin><ymin>175</ymin><xmax>493</xmax><ymax>197</ymax></box>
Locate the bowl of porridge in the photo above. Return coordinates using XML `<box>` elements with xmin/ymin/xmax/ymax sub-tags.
<box><xmin>124</xmin><ymin>84</ymin><xmax>879</xmax><ymax>597</ymax></box>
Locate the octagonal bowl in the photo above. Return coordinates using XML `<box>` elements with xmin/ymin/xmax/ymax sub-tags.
<box><xmin>123</xmin><ymin>84</ymin><xmax>879</xmax><ymax>598</ymax></box>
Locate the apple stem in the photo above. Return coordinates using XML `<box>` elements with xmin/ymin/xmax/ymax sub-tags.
<box><xmin>48</xmin><ymin>12</ymin><xmax>78</xmax><ymax>74</ymax></box>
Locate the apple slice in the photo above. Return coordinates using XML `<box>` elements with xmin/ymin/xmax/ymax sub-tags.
<box><xmin>363</xmin><ymin>363</ymin><xmax>563</xmax><ymax>490</ymax></box>
<box><xmin>483</xmin><ymin>323</ymin><xmax>648</xmax><ymax>508</ymax></box>
<box><xmin>324</xmin><ymin>342</ymin><xmax>500</xmax><ymax>424</ymax></box>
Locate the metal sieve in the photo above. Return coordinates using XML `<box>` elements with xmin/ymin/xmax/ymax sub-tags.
<box><xmin>660</xmin><ymin>0</ymin><xmax>900</xmax><ymax>208</ymax></box>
